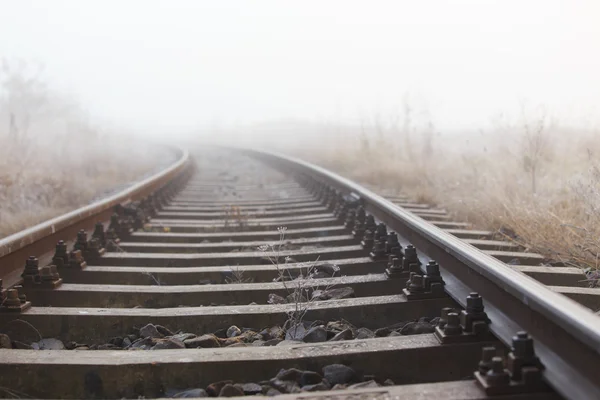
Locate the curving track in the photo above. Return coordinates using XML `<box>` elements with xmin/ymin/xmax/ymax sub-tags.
<box><xmin>0</xmin><ymin>147</ymin><xmax>599</xmax><ymax>399</ymax></box>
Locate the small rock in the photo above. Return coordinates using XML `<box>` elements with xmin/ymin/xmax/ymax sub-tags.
<box><xmin>400</xmin><ymin>321</ymin><xmax>435</xmax><ymax>335</ymax></box>
<box><xmin>311</xmin><ymin>271</ymin><xmax>330</xmax><ymax>279</ymax></box>
<box><xmin>355</xmin><ymin>327</ymin><xmax>375</xmax><ymax>339</ymax></box>
<box><xmin>206</xmin><ymin>380</ymin><xmax>232</xmax><ymax>397</ymax></box>
<box><xmin>170</xmin><ymin>388</ymin><xmax>208</xmax><ymax>398</ymax></box>
<box><xmin>267</xmin><ymin>326</ymin><xmax>285</xmax><ymax>340</ymax></box>
<box><xmin>388</xmin><ymin>331</ymin><xmax>401</xmax><ymax>337</ymax></box>
<box><xmin>155</xmin><ymin>325</ymin><xmax>174</xmax><ymax>336</ymax></box>
<box><xmin>198</xmin><ymin>279</ymin><xmax>213</xmax><ymax>285</ymax></box>
<box><xmin>219</xmin><ymin>384</ymin><xmax>244</xmax><ymax>397</ymax></box>
<box><xmin>36</xmin><ymin>338</ymin><xmax>65</xmax><ymax>350</ymax></box>
<box><xmin>349</xmin><ymin>380</ymin><xmax>379</xmax><ymax>389</ymax></box>
<box><xmin>184</xmin><ymin>334</ymin><xmax>220</xmax><ymax>348</ymax></box>
<box><xmin>252</xmin><ymin>340</ymin><xmax>266</xmax><ymax>346</ymax></box>
<box><xmin>240</xmin><ymin>330</ymin><xmax>261</xmax><ymax>342</ymax></box>
<box><xmin>322</xmin><ymin>364</ymin><xmax>357</xmax><ymax>386</ymax></box>
<box><xmin>300</xmin><ymin>371</ymin><xmax>323</xmax><ymax>386</ymax></box>
<box><xmin>276</xmin><ymin>368</ymin><xmax>303</xmax><ymax>382</ymax></box>
<box><xmin>170</xmin><ymin>333</ymin><xmax>197</xmax><ymax>342</ymax></box>
<box><xmin>330</xmin><ymin>329</ymin><xmax>354</xmax><ymax>341</ymax></box>
<box><xmin>265</xmin><ymin>388</ymin><xmax>282</xmax><ymax>396</ymax></box>
<box><xmin>264</xmin><ymin>338</ymin><xmax>283</xmax><ymax>346</ymax></box>
<box><xmin>108</xmin><ymin>337</ymin><xmax>123</xmax><ymax>347</ymax></box>
<box><xmin>139</xmin><ymin>324</ymin><xmax>163</xmax><ymax>339</ymax></box>
<box><xmin>0</xmin><ymin>334</ymin><xmax>12</xmax><ymax>349</ymax></box>
<box><xmin>383</xmin><ymin>379</ymin><xmax>395</xmax><ymax>386</ymax></box>
<box><xmin>301</xmin><ymin>381</ymin><xmax>331</xmax><ymax>392</ymax></box>
<box><xmin>269</xmin><ymin>378</ymin><xmax>299</xmax><ymax>394</ymax></box>
<box><xmin>213</xmin><ymin>328</ymin><xmax>228</xmax><ymax>339</ymax></box>
<box><xmin>239</xmin><ymin>382</ymin><xmax>262</xmax><ymax>395</ymax></box>
<box><xmin>285</xmin><ymin>323</ymin><xmax>306</xmax><ymax>340</ymax></box>
<box><xmin>303</xmin><ymin>326</ymin><xmax>327</xmax><ymax>343</ymax></box>
<box><xmin>66</xmin><ymin>341</ymin><xmax>78</xmax><ymax>350</ymax></box>
<box><xmin>326</xmin><ymin>320</ymin><xmax>351</xmax><ymax>333</ymax></box>
<box><xmin>286</xmin><ymin>292</ymin><xmax>308</xmax><ymax>303</ymax></box>
<box><xmin>152</xmin><ymin>338</ymin><xmax>185</xmax><ymax>350</ymax></box>
<box><xmin>97</xmin><ymin>343</ymin><xmax>123</xmax><ymax>350</ymax></box>
<box><xmin>387</xmin><ymin>321</ymin><xmax>410</xmax><ymax>331</ymax></box>
<box><xmin>122</xmin><ymin>337</ymin><xmax>132</xmax><ymax>348</ymax></box>
<box><xmin>268</xmin><ymin>293</ymin><xmax>287</xmax><ymax>304</ymax></box>
<box><xmin>127</xmin><ymin>334</ymin><xmax>138</xmax><ymax>342</ymax></box>
<box><xmin>375</xmin><ymin>327</ymin><xmax>391</xmax><ymax>337</ymax></box>
<box><xmin>227</xmin><ymin>343</ymin><xmax>247</xmax><ymax>348</ymax></box>
<box><xmin>315</xmin><ymin>262</ymin><xmax>340</xmax><ymax>276</ymax></box>
<box><xmin>226</xmin><ymin>325</ymin><xmax>242</xmax><ymax>338</ymax></box>
<box><xmin>248</xmin><ymin>302</ymin><xmax>258</xmax><ymax>305</ymax></box>
<box><xmin>130</xmin><ymin>337</ymin><xmax>153</xmax><ymax>350</ymax></box>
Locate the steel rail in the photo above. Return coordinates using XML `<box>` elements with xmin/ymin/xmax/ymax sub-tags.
<box><xmin>246</xmin><ymin>147</ymin><xmax>600</xmax><ymax>400</ymax></box>
<box><xmin>0</xmin><ymin>146</ymin><xmax>190</xmax><ymax>287</ymax></box>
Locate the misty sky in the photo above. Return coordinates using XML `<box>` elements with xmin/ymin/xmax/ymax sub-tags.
<box><xmin>1</xmin><ymin>0</ymin><xmax>599</xmax><ymax>133</ymax></box>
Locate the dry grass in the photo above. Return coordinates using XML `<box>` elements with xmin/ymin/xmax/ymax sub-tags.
<box><xmin>282</xmin><ymin>118</ymin><xmax>600</xmax><ymax>277</ymax></box>
<box><xmin>0</xmin><ymin>137</ymin><xmax>171</xmax><ymax>239</ymax></box>
<box><xmin>0</xmin><ymin>60</ymin><xmax>171</xmax><ymax>239</ymax></box>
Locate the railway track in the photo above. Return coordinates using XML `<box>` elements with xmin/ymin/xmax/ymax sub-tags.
<box><xmin>0</xmin><ymin>147</ymin><xmax>599</xmax><ymax>399</ymax></box>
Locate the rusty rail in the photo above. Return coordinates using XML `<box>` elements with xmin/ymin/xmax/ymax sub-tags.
<box><xmin>0</xmin><ymin>146</ymin><xmax>190</xmax><ymax>287</ymax></box>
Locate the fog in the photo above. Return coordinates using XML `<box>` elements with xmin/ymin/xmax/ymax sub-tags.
<box><xmin>1</xmin><ymin>0</ymin><xmax>599</xmax><ymax>135</ymax></box>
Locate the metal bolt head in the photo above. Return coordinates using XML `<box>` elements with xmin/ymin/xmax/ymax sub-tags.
<box><xmin>26</xmin><ymin>256</ymin><xmax>38</xmax><ymax>267</ymax></box>
<box><xmin>404</xmin><ymin>245</ymin><xmax>418</xmax><ymax>262</ymax></box>
<box><xmin>442</xmin><ymin>312</ymin><xmax>462</xmax><ymax>335</ymax></box>
<box><xmin>485</xmin><ymin>357</ymin><xmax>510</xmax><ymax>386</ymax></box>
<box><xmin>466</xmin><ymin>292</ymin><xmax>484</xmax><ymax>314</ymax></box>
<box><xmin>479</xmin><ymin>347</ymin><xmax>496</xmax><ymax>374</ymax></box>
<box><xmin>77</xmin><ymin>230</ymin><xmax>87</xmax><ymax>242</ymax></box>
<box><xmin>512</xmin><ymin>331</ymin><xmax>535</xmax><ymax>359</ymax></box>
<box><xmin>425</xmin><ymin>261</ymin><xmax>440</xmax><ymax>276</ymax></box>
<box><xmin>407</xmin><ymin>273</ymin><xmax>425</xmax><ymax>292</ymax></box>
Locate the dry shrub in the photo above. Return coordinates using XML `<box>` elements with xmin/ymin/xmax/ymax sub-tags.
<box><xmin>284</xmin><ymin>117</ymin><xmax>600</xmax><ymax>272</ymax></box>
<box><xmin>0</xmin><ymin>60</ymin><xmax>172</xmax><ymax>238</ymax></box>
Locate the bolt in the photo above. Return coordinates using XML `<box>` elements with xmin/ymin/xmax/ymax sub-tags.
<box><xmin>512</xmin><ymin>331</ymin><xmax>535</xmax><ymax>360</ymax></box>
<box><xmin>372</xmin><ymin>239</ymin><xmax>386</xmax><ymax>258</ymax></box>
<box><xmin>404</xmin><ymin>245</ymin><xmax>419</xmax><ymax>263</ymax></box>
<box><xmin>365</xmin><ymin>215</ymin><xmax>376</xmax><ymax>231</ymax></box>
<box><xmin>93</xmin><ymin>222</ymin><xmax>105</xmax><ymax>240</ymax></box>
<box><xmin>407</xmin><ymin>273</ymin><xmax>425</xmax><ymax>292</ymax></box>
<box><xmin>54</xmin><ymin>240</ymin><xmax>68</xmax><ymax>261</ymax></box>
<box><xmin>387</xmin><ymin>232</ymin><xmax>399</xmax><ymax>244</ymax></box>
<box><xmin>478</xmin><ymin>347</ymin><xmax>496</xmax><ymax>374</ymax></box>
<box><xmin>4</xmin><ymin>289</ymin><xmax>22</xmax><ymax>307</ymax></box>
<box><xmin>355</xmin><ymin>207</ymin><xmax>366</xmax><ymax>223</ymax></box>
<box><xmin>110</xmin><ymin>214</ymin><xmax>120</xmax><ymax>226</ymax></box>
<box><xmin>443</xmin><ymin>312</ymin><xmax>462</xmax><ymax>335</ymax></box>
<box><xmin>466</xmin><ymin>292</ymin><xmax>485</xmax><ymax>314</ymax></box>
<box><xmin>425</xmin><ymin>261</ymin><xmax>440</xmax><ymax>276</ymax></box>
<box><xmin>438</xmin><ymin>307</ymin><xmax>455</xmax><ymax>328</ymax></box>
<box><xmin>485</xmin><ymin>357</ymin><xmax>510</xmax><ymax>386</ymax></box>
<box><xmin>362</xmin><ymin>230</ymin><xmax>374</xmax><ymax>250</ymax></box>
<box><xmin>375</xmin><ymin>223</ymin><xmax>387</xmax><ymax>241</ymax></box>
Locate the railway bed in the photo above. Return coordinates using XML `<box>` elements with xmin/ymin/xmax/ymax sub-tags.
<box><xmin>0</xmin><ymin>147</ymin><xmax>599</xmax><ymax>399</ymax></box>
